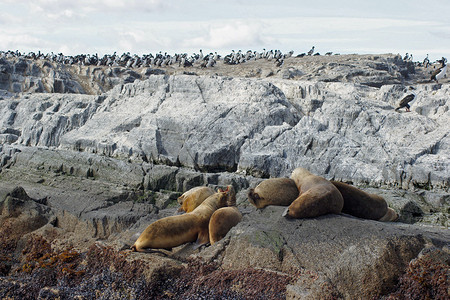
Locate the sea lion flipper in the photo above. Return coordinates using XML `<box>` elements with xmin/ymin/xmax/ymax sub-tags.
<box><xmin>378</xmin><ymin>208</ymin><xmax>398</xmax><ymax>222</ymax></box>
<box><xmin>196</xmin><ymin>229</ymin><xmax>210</xmax><ymax>246</ymax></box>
<box><xmin>282</xmin><ymin>207</ymin><xmax>290</xmax><ymax>218</ymax></box>
<box><xmin>192</xmin><ymin>242</ymin><xmax>210</xmax><ymax>250</ymax></box>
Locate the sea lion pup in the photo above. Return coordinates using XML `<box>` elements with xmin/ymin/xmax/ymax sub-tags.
<box><xmin>248</xmin><ymin>178</ymin><xmax>299</xmax><ymax>209</ymax></box>
<box><xmin>209</xmin><ymin>206</ymin><xmax>242</xmax><ymax>245</ymax></box>
<box><xmin>131</xmin><ymin>186</ymin><xmax>233</xmax><ymax>252</ymax></box>
<box><xmin>283</xmin><ymin>167</ymin><xmax>344</xmax><ymax>218</ymax></box>
<box><xmin>177</xmin><ymin>186</ymin><xmax>215</xmax><ymax>213</ymax></box>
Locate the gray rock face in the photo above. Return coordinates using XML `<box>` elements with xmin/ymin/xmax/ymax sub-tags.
<box><xmin>0</xmin><ymin>58</ymin><xmax>85</xmax><ymax>94</ymax></box>
<box><xmin>1</xmin><ymin>73</ymin><xmax>449</xmax><ymax>190</ymax></box>
<box><xmin>0</xmin><ymin>54</ymin><xmax>417</xmax><ymax>96</ymax></box>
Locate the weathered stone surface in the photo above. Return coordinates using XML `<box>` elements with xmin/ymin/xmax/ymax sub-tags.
<box><xmin>1</xmin><ymin>74</ymin><xmax>449</xmax><ymax>190</ymax></box>
<box><xmin>0</xmin><ymin>186</ymin><xmax>51</xmax><ymax>240</ymax></box>
<box><xmin>0</xmin><ymin>54</ymin><xmax>449</xmax><ymax>299</ymax></box>
<box><xmin>2</xmin><ymin>183</ymin><xmax>448</xmax><ymax>299</ymax></box>
<box><xmin>0</xmin><ymin>54</ymin><xmax>420</xmax><ymax>96</ymax></box>
<box><xmin>204</xmin><ymin>205</ymin><xmax>449</xmax><ymax>299</ymax></box>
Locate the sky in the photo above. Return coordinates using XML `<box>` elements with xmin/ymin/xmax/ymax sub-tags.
<box><xmin>0</xmin><ymin>0</ymin><xmax>449</xmax><ymax>61</ymax></box>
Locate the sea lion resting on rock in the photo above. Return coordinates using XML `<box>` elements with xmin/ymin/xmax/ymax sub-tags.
<box><xmin>209</xmin><ymin>206</ymin><xmax>242</xmax><ymax>245</ymax></box>
<box><xmin>378</xmin><ymin>208</ymin><xmax>398</xmax><ymax>222</ymax></box>
<box><xmin>131</xmin><ymin>186</ymin><xmax>235</xmax><ymax>252</ymax></box>
<box><xmin>283</xmin><ymin>167</ymin><xmax>344</xmax><ymax>218</ymax></box>
<box><xmin>177</xmin><ymin>186</ymin><xmax>215</xmax><ymax>213</ymax></box>
<box><xmin>179</xmin><ymin>186</ymin><xmax>242</xmax><ymax>245</ymax></box>
<box><xmin>331</xmin><ymin>181</ymin><xmax>398</xmax><ymax>222</ymax></box>
<box><xmin>248</xmin><ymin>178</ymin><xmax>299</xmax><ymax>209</ymax></box>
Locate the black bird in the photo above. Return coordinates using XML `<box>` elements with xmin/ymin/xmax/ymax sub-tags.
<box><xmin>430</xmin><ymin>57</ymin><xmax>447</xmax><ymax>83</ymax></box>
<box><xmin>395</xmin><ymin>93</ymin><xmax>416</xmax><ymax>112</ymax></box>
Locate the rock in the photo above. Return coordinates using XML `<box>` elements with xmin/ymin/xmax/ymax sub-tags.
<box><xmin>0</xmin><ymin>168</ymin><xmax>449</xmax><ymax>299</ymax></box>
<box><xmin>0</xmin><ymin>53</ymin><xmax>449</xmax><ymax>298</ymax></box>
<box><xmin>201</xmin><ymin>206</ymin><xmax>449</xmax><ymax>299</ymax></box>
<box><xmin>1</xmin><ymin>71</ymin><xmax>448</xmax><ymax>190</ymax></box>
<box><xmin>0</xmin><ymin>186</ymin><xmax>52</xmax><ymax>247</ymax></box>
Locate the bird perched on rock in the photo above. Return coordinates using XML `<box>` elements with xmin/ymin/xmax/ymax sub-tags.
<box><xmin>275</xmin><ymin>58</ymin><xmax>283</xmax><ymax>67</ymax></box>
<box><xmin>395</xmin><ymin>87</ymin><xmax>416</xmax><ymax>112</ymax></box>
<box><xmin>422</xmin><ymin>54</ymin><xmax>430</xmax><ymax>68</ymax></box>
<box><xmin>430</xmin><ymin>57</ymin><xmax>447</xmax><ymax>83</ymax></box>
<box><xmin>307</xmin><ymin>46</ymin><xmax>315</xmax><ymax>56</ymax></box>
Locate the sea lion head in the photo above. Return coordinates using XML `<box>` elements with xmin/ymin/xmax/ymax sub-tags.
<box><xmin>225</xmin><ymin>185</ymin><xmax>236</xmax><ymax>206</ymax></box>
<box><xmin>291</xmin><ymin>167</ymin><xmax>312</xmax><ymax>180</ymax></box>
<box><xmin>218</xmin><ymin>185</ymin><xmax>236</xmax><ymax>207</ymax></box>
<box><xmin>247</xmin><ymin>188</ymin><xmax>261</xmax><ymax>207</ymax></box>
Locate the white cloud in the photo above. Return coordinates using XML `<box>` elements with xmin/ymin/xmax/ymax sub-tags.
<box><xmin>0</xmin><ymin>31</ymin><xmax>47</xmax><ymax>51</ymax></box>
<box><xmin>183</xmin><ymin>20</ymin><xmax>265</xmax><ymax>50</ymax></box>
<box><xmin>28</xmin><ymin>0</ymin><xmax>166</xmax><ymax>14</ymax></box>
<box><xmin>0</xmin><ymin>11</ymin><xmax>21</xmax><ymax>25</ymax></box>
<box><xmin>4</xmin><ymin>0</ymin><xmax>168</xmax><ymax>22</ymax></box>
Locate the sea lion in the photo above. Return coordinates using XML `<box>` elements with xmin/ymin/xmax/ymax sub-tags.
<box><xmin>131</xmin><ymin>186</ymin><xmax>234</xmax><ymax>252</ymax></box>
<box><xmin>208</xmin><ymin>206</ymin><xmax>242</xmax><ymax>245</ymax></box>
<box><xmin>177</xmin><ymin>186</ymin><xmax>215</xmax><ymax>213</ymax></box>
<box><xmin>377</xmin><ymin>208</ymin><xmax>398</xmax><ymax>222</ymax></box>
<box><xmin>248</xmin><ymin>178</ymin><xmax>299</xmax><ymax>209</ymax></box>
<box><xmin>283</xmin><ymin>167</ymin><xmax>344</xmax><ymax>218</ymax></box>
<box><xmin>331</xmin><ymin>181</ymin><xmax>398</xmax><ymax>222</ymax></box>
<box><xmin>331</xmin><ymin>181</ymin><xmax>388</xmax><ymax>220</ymax></box>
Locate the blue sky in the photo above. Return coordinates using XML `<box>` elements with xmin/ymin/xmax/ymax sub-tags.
<box><xmin>1</xmin><ymin>0</ymin><xmax>449</xmax><ymax>61</ymax></box>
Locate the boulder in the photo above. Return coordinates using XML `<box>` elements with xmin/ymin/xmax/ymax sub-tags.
<box><xmin>203</xmin><ymin>206</ymin><xmax>449</xmax><ymax>299</ymax></box>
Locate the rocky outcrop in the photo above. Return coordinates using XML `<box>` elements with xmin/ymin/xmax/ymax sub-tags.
<box><xmin>201</xmin><ymin>207</ymin><xmax>448</xmax><ymax>299</ymax></box>
<box><xmin>1</xmin><ymin>74</ymin><xmax>449</xmax><ymax>190</ymax></box>
<box><xmin>0</xmin><ymin>53</ymin><xmax>425</xmax><ymax>96</ymax></box>
<box><xmin>0</xmin><ymin>182</ymin><xmax>448</xmax><ymax>299</ymax></box>
<box><xmin>0</xmin><ymin>54</ymin><xmax>449</xmax><ymax>299</ymax></box>
<box><xmin>0</xmin><ymin>57</ymin><xmax>162</xmax><ymax>95</ymax></box>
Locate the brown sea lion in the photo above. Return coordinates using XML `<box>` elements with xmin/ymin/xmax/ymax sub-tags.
<box><xmin>248</xmin><ymin>178</ymin><xmax>299</xmax><ymax>209</ymax></box>
<box><xmin>283</xmin><ymin>167</ymin><xmax>344</xmax><ymax>218</ymax></box>
<box><xmin>131</xmin><ymin>186</ymin><xmax>234</xmax><ymax>252</ymax></box>
<box><xmin>330</xmin><ymin>181</ymin><xmax>396</xmax><ymax>221</ymax></box>
<box><xmin>377</xmin><ymin>208</ymin><xmax>398</xmax><ymax>222</ymax></box>
<box><xmin>208</xmin><ymin>206</ymin><xmax>242</xmax><ymax>245</ymax></box>
<box><xmin>177</xmin><ymin>186</ymin><xmax>215</xmax><ymax>213</ymax></box>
